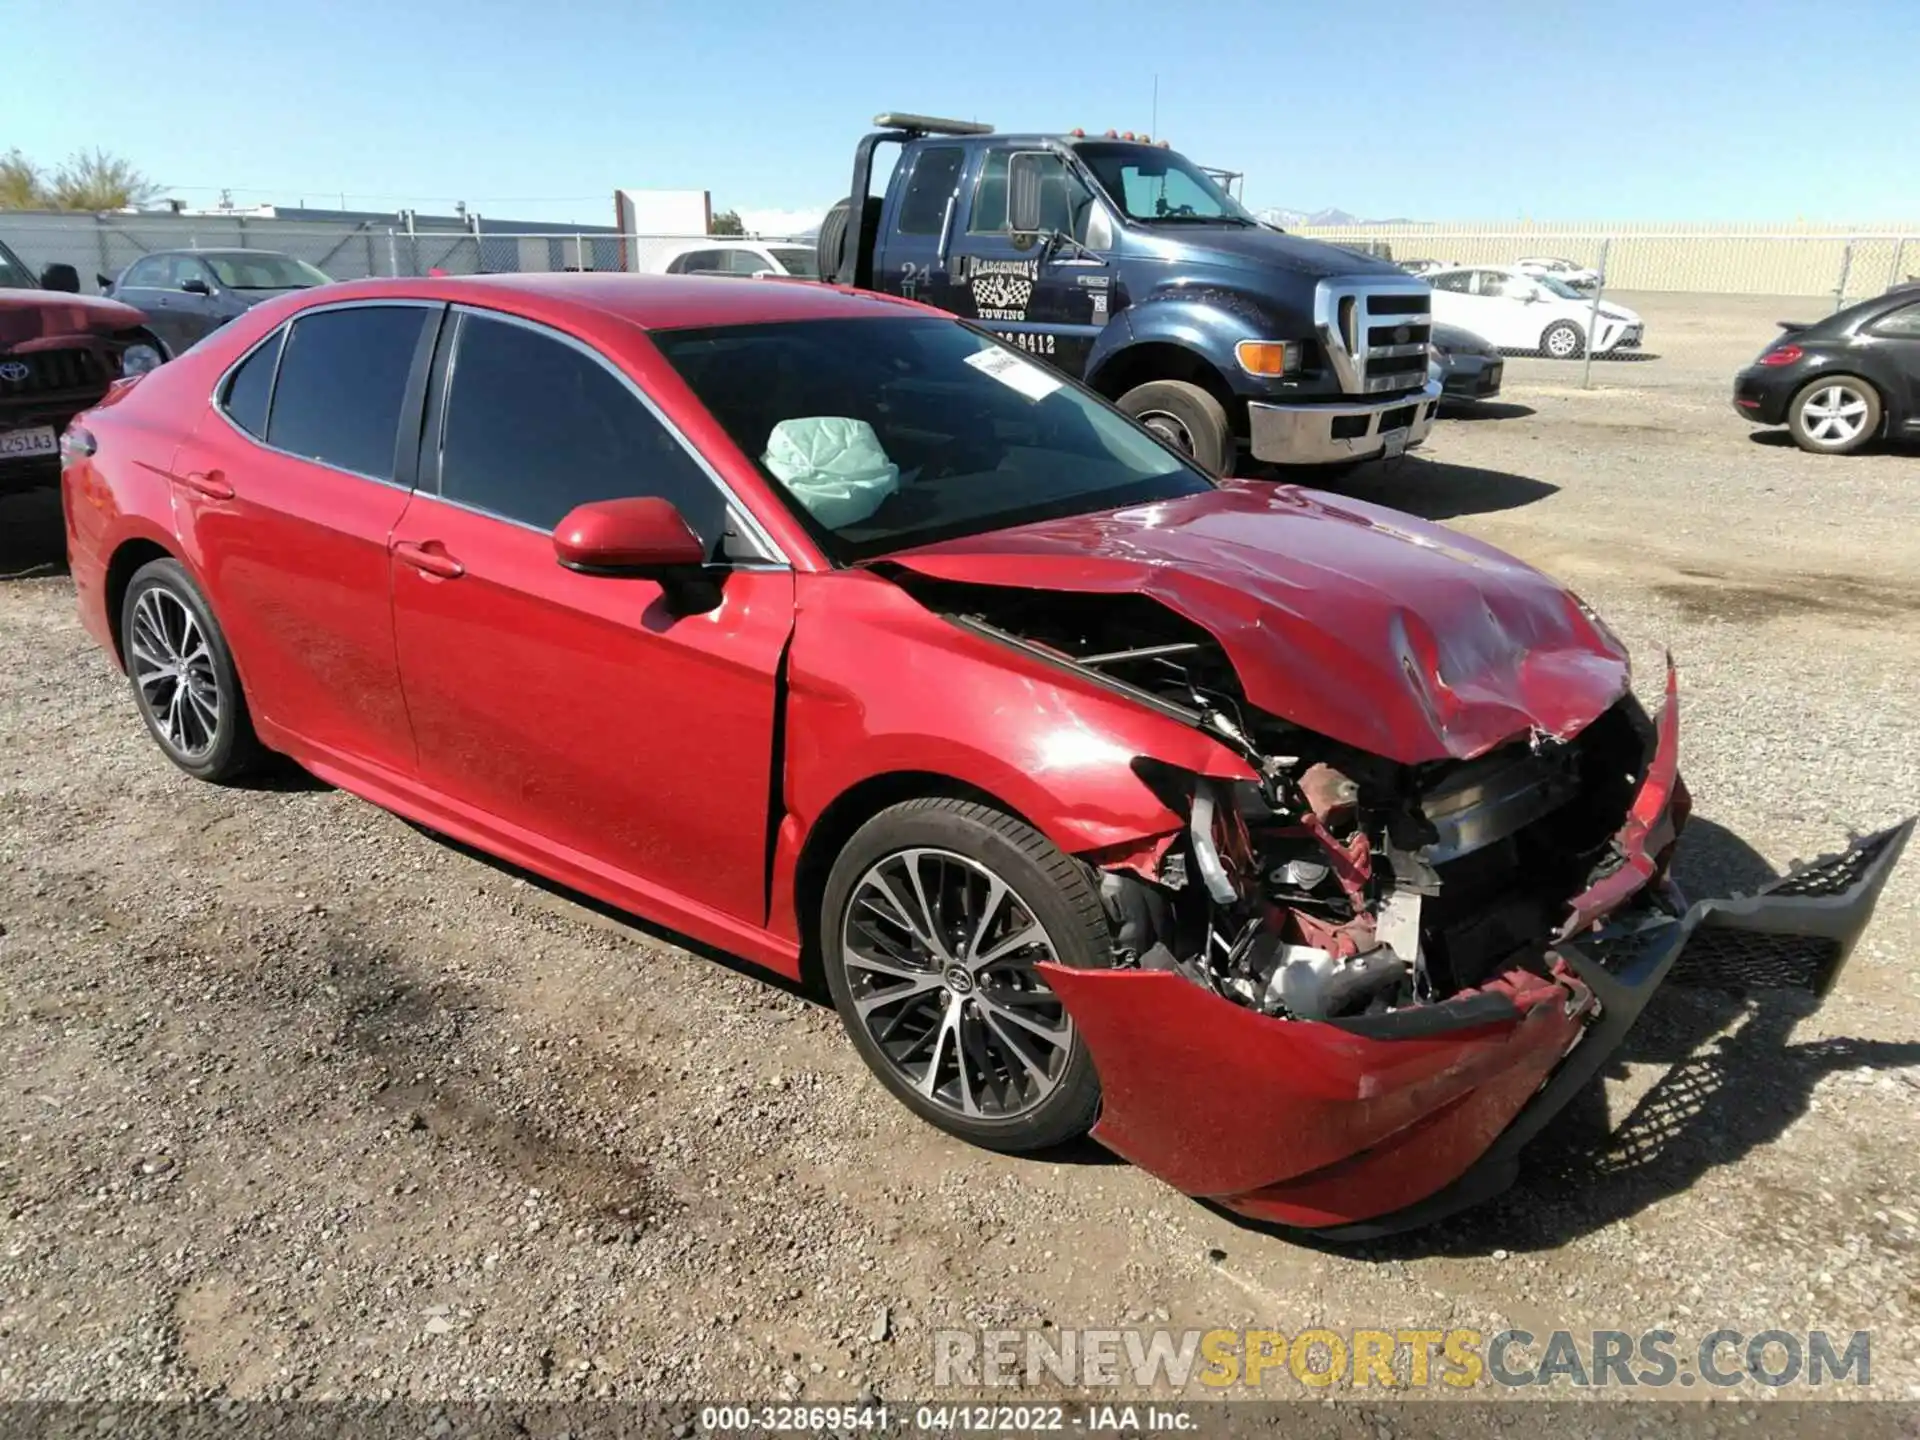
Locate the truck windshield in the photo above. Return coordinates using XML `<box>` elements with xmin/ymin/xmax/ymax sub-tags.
<box><xmin>0</xmin><ymin>242</ymin><xmax>37</xmax><ymax>289</ymax></box>
<box><xmin>652</xmin><ymin>316</ymin><xmax>1211</xmax><ymax>562</ymax></box>
<box><xmin>1073</xmin><ymin>142</ymin><xmax>1256</xmax><ymax>225</ymax></box>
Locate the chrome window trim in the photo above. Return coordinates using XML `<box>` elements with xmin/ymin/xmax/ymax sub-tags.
<box><xmin>438</xmin><ymin>302</ymin><xmax>790</xmax><ymax>567</ymax></box>
<box><xmin>208</xmin><ymin>297</ymin><xmax>445</xmax><ymax>490</ymax></box>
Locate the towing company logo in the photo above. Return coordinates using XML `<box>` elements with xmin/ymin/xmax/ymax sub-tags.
<box><xmin>956</xmin><ymin>256</ymin><xmax>1039</xmax><ymax>321</ymax></box>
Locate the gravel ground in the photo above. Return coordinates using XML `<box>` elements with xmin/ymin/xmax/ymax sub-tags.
<box><xmin>1</xmin><ymin>292</ymin><xmax>1917</xmax><ymax>1414</ymax></box>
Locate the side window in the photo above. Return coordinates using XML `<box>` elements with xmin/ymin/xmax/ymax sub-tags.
<box><xmin>165</xmin><ymin>256</ymin><xmax>206</xmax><ymax>290</ymax></box>
<box><xmin>437</xmin><ymin>313</ymin><xmax>728</xmax><ymax>548</ymax></box>
<box><xmin>669</xmin><ymin>249</ymin><xmax>731</xmax><ymax>275</ymax></box>
<box><xmin>1870</xmin><ymin>302</ymin><xmax>1920</xmax><ymax>338</ymax></box>
<box><xmin>220</xmin><ymin>327</ymin><xmax>284</xmax><ymax>439</ymax></box>
<box><xmin>121</xmin><ymin>257</ymin><xmax>166</xmax><ymax>289</ymax></box>
<box><xmin>970</xmin><ymin>151</ymin><xmax>1098</xmax><ymax>242</ymax></box>
<box><xmin>895</xmin><ymin>146</ymin><xmax>964</xmax><ymax>235</ymax></box>
<box><xmin>1430</xmin><ymin>272</ymin><xmax>1471</xmax><ymax>293</ymax></box>
<box><xmin>725</xmin><ymin>249</ymin><xmax>770</xmax><ymax>275</ymax></box>
<box><xmin>267</xmin><ymin>305</ymin><xmax>430</xmax><ymax>480</ymax></box>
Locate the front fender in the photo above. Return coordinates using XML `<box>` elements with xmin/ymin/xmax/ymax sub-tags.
<box><xmin>1092</xmin><ymin>290</ymin><xmax>1309</xmax><ymax>399</ymax></box>
<box><xmin>772</xmin><ymin>568</ymin><xmax>1253</xmax><ymax>938</ymax></box>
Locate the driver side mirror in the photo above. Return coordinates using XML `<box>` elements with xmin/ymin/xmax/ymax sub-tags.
<box><xmin>1007</xmin><ymin>151</ymin><xmax>1049</xmax><ymax>234</ymax></box>
<box><xmin>554</xmin><ymin>496</ymin><xmax>706</xmax><ymax>575</ymax></box>
<box><xmin>181</xmin><ymin>276</ymin><xmax>212</xmax><ymax>296</ymax></box>
<box><xmin>39</xmin><ymin>263</ymin><xmax>80</xmax><ymax>293</ymax></box>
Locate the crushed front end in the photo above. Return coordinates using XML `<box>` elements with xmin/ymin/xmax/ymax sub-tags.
<box><xmin>904</xmin><ymin>575</ymin><xmax>1911</xmax><ymax>1235</ymax></box>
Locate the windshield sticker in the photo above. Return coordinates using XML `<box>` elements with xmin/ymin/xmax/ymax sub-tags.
<box><xmin>964</xmin><ymin>347</ymin><xmax>1063</xmax><ymax>401</ymax></box>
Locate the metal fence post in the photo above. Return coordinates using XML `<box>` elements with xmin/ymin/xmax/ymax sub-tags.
<box><xmin>387</xmin><ymin>228</ymin><xmax>399</xmax><ymax>277</ymax></box>
<box><xmin>1580</xmin><ymin>236</ymin><xmax>1612</xmax><ymax>391</ymax></box>
<box><xmin>573</xmin><ymin>233</ymin><xmax>585</xmax><ymax>273</ymax></box>
<box><xmin>1889</xmin><ymin>237</ymin><xmax>1910</xmax><ymax>293</ymax></box>
<box><xmin>1834</xmin><ymin>239</ymin><xmax>1855</xmax><ymax>311</ymax></box>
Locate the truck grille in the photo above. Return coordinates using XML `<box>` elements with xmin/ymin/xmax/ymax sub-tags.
<box><xmin>1314</xmin><ymin>279</ymin><xmax>1434</xmax><ymax>397</ymax></box>
<box><xmin>0</xmin><ymin>347</ymin><xmax>106</xmax><ymax>399</ymax></box>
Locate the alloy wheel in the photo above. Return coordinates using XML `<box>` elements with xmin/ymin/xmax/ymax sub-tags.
<box><xmin>839</xmin><ymin>848</ymin><xmax>1073</xmax><ymax>1121</ymax></box>
<box><xmin>1545</xmin><ymin>325</ymin><xmax>1581</xmax><ymax>358</ymax></box>
<box><xmin>1799</xmin><ymin>384</ymin><xmax>1871</xmax><ymax>446</ymax></box>
<box><xmin>128</xmin><ymin>588</ymin><xmax>221</xmax><ymax>760</ymax></box>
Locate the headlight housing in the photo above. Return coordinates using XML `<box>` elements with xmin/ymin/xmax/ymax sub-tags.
<box><xmin>119</xmin><ymin>341</ymin><xmax>165</xmax><ymax>377</ymax></box>
<box><xmin>1235</xmin><ymin>339</ymin><xmax>1303</xmax><ymax>378</ymax></box>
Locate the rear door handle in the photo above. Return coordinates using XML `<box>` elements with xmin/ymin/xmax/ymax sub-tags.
<box><xmin>392</xmin><ymin>539</ymin><xmax>465</xmax><ymax>579</ymax></box>
<box><xmin>168</xmin><ymin>467</ymin><xmax>233</xmax><ymax>500</ymax></box>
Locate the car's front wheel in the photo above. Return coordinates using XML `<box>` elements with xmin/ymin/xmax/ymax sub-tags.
<box><xmin>1540</xmin><ymin>320</ymin><xmax>1585</xmax><ymax>359</ymax></box>
<box><xmin>821</xmin><ymin>798</ymin><xmax>1111</xmax><ymax>1152</ymax></box>
<box><xmin>120</xmin><ymin>557</ymin><xmax>261</xmax><ymax>782</ymax></box>
<box><xmin>1787</xmin><ymin>376</ymin><xmax>1881</xmax><ymax>455</ymax></box>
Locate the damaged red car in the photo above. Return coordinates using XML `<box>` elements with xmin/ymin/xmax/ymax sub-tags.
<box><xmin>60</xmin><ymin>274</ymin><xmax>1910</xmax><ymax>1236</ymax></box>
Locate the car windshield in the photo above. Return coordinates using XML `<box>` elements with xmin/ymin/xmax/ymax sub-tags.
<box><xmin>203</xmin><ymin>254</ymin><xmax>332</xmax><ymax>290</ymax></box>
<box><xmin>0</xmin><ymin>242</ymin><xmax>36</xmax><ymax>289</ymax></box>
<box><xmin>767</xmin><ymin>247</ymin><xmax>819</xmax><ymax>278</ymax></box>
<box><xmin>1533</xmin><ymin>274</ymin><xmax>1587</xmax><ymax>300</ymax></box>
<box><xmin>1072</xmin><ymin>142</ymin><xmax>1257</xmax><ymax>225</ymax></box>
<box><xmin>652</xmin><ymin>316</ymin><xmax>1211</xmax><ymax>562</ymax></box>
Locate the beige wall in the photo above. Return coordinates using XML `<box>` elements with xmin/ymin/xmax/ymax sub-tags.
<box><xmin>1290</xmin><ymin>224</ymin><xmax>1919</xmax><ymax>299</ymax></box>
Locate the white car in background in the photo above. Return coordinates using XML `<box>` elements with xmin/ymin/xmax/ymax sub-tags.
<box><xmin>1516</xmin><ymin>256</ymin><xmax>1603</xmax><ymax>291</ymax></box>
<box><xmin>1426</xmin><ymin>265</ymin><xmax>1644</xmax><ymax>359</ymax></box>
<box><xmin>648</xmin><ymin>239</ymin><xmax>819</xmax><ymax>279</ymax></box>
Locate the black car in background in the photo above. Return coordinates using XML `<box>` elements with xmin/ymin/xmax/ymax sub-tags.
<box><xmin>1734</xmin><ymin>288</ymin><xmax>1920</xmax><ymax>454</ymax></box>
<box><xmin>102</xmin><ymin>249</ymin><xmax>332</xmax><ymax>355</ymax></box>
<box><xmin>1430</xmin><ymin>322</ymin><xmax>1504</xmax><ymax>407</ymax></box>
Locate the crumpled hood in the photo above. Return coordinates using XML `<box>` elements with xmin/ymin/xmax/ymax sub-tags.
<box><xmin>886</xmin><ymin>484</ymin><xmax>1629</xmax><ymax>764</ymax></box>
<box><xmin>0</xmin><ymin>289</ymin><xmax>147</xmax><ymax>350</ymax></box>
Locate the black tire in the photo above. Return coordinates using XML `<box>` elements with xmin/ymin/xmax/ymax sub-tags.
<box><xmin>1787</xmin><ymin>374</ymin><xmax>1882</xmax><ymax>455</ymax></box>
<box><xmin>1539</xmin><ymin>320</ymin><xmax>1584</xmax><ymax>359</ymax></box>
<box><xmin>120</xmin><ymin>557</ymin><xmax>262</xmax><ymax>783</ymax></box>
<box><xmin>820</xmin><ymin>797</ymin><xmax>1112</xmax><ymax>1153</ymax></box>
<box><xmin>1117</xmin><ymin>379</ymin><xmax>1236</xmax><ymax>476</ymax></box>
<box><xmin>815</xmin><ymin>195</ymin><xmax>883</xmax><ymax>286</ymax></box>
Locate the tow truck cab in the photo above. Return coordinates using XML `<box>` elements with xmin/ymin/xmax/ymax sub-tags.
<box><xmin>821</xmin><ymin>112</ymin><xmax>1441</xmax><ymax>475</ymax></box>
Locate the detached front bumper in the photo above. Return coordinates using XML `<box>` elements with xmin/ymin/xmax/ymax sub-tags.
<box><xmin>1045</xmin><ymin>820</ymin><xmax>1909</xmax><ymax>1238</ymax></box>
<box><xmin>1247</xmin><ymin>380</ymin><xmax>1441</xmax><ymax>466</ymax></box>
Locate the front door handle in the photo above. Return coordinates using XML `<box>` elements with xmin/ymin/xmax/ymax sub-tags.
<box><xmin>169</xmin><ymin>467</ymin><xmax>233</xmax><ymax>500</ymax></box>
<box><xmin>392</xmin><ymin>539</ymin><xmax>465</xmax><ymax>580</ymax></box>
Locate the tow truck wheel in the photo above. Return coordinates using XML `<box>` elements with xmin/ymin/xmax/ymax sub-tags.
<box><xmin>1118</xmin><ymin>380</ymin><xmax>1236</xmax><ymax>476</ymax></box>
<box><xmin>821</xmin><ymin>797</ymin><xmax>1110</xmax><ymax>1153</ymax></box>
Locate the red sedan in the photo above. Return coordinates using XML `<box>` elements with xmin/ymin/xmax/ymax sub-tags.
<box><xmin>59</xmin><ymin>274</ymin><xmax>1908</xmax><ymax>1236</ymax></box>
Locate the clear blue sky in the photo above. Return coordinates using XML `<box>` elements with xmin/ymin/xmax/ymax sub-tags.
<box><xmin>11</xmin><ymin>0</ymin><xmax>1916</xmax><ymax>227</ymax></box>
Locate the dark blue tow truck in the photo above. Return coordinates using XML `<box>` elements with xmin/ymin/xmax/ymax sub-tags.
<box><xmin>818</xmin><ymin>112</ymin><xmax>1441</xmax><ymax>475</ymax></box>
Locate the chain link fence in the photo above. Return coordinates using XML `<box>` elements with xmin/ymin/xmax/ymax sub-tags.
<box><xmin>0</xmin><ymin>212</ymin><xmax>813</xmax><ymax>292</ymax></box>
<box><xmin>1295</xmin><ymin>226</ymin><xmax>1919</xmax><ymax>308</ymax></box>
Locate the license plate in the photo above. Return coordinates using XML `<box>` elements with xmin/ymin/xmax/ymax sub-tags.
<box><xmin>1380</xmin><ymin>427</ymin><xmax>1409</xmax><ymax>458</ymax></box>
<box><xmin>0</xmin><ymin>425</ymin><xmax>58</xmax><ymax>461</ymax></box>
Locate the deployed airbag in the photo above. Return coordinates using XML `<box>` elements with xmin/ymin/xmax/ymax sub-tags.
<box><xmin>762</xmin><ymin>417</ymin><xmax>900</xmax><ymax>527</ymax></box>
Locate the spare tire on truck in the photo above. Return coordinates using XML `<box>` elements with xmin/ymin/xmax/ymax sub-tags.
<box><xmin>816</xmin><ymin>196</ymin><xmax>884</xmax><ymax>287</ymax></box>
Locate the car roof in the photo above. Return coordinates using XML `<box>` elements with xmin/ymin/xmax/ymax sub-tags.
<box><xmin>282</xmin><ymin>271</ymin><xmax>932</xmax><ymax>332</ymax></box>
<box><xmin>135</xmin><ymin>249</ymin><xmax>296</xmax><ymax>260</ymax></box>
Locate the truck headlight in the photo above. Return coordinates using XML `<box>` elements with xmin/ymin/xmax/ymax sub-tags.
<box><xmin>1235</xmin><ymin>339</ymin><xmax>1302</xmax><ymax>377</ymax></box>
<box><xmin>120</xmin><ymin>342</ymin><xmax>165</xmax><ymax>376</ymax></box>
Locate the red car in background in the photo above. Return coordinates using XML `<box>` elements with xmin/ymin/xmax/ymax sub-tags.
<box><xmin>58</xmin><ymin>273</ymin><xmax>1908</xmax><ymax>1236</ymax></box>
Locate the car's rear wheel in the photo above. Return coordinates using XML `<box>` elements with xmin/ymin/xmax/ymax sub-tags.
<box><xmin>1117</xmin><ymin>379</ymin><xmax>1236</xmax><ymax>476</ymax></box>
<box><xmin>1540</xmin><ymin>320</ymin><xmax>1584</xmax><ymax>359</ymax></box>
<box><xmin>120</xmin><ymin>557</ymin><xmax>261</xmax><ymax>783</ymax></box>
<box><xmin>820</xmin><ymin>798</ymin><xmax>1110</xmax><ymax>1152</ymax></box>
<box><xmin>1787</xmin><ymin>376</ymin><xmax>1881</xmax><ymax>455</ymax></box>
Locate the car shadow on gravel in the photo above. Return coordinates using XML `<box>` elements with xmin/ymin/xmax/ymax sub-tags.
<box><xmin>1213</xmin><ymin>816</ymin><xmax>1920</xmax><ymax>1258</ymax></box>
<box><xmin>0</xmin><ymin>488</ymin><xmax>68</xmax><ymax>580</ymax></box>
<box><xmin>1439</xmin><ymin>402</ymin><xmax>1537</xmax><ymax>422</ymax></box>
<box><xmin>1319</xmin><ymin>457</ymin><xmax>1559</xmax><ymax>523</ymax></box>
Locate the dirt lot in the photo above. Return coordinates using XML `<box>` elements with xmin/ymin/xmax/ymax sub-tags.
<box><xmin>1</xmin><ymin>292</ymin><xmax>1917</xmax><ymax>1413</ymax></box>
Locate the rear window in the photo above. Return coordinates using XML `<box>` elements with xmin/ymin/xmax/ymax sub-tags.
<box><xmin>220</xmin><ymin>328</ymin><xmax>283</xmax><ymax>439</ymax></box>
<box><xmin>266</xmin><ymin>306</ymin><xmax>430</xmax><ymax>480</ymax></box>
<box><xmin>896</xmin><ymin>147</ymin><xmax>965</xmax><ymax>235</ymax></box>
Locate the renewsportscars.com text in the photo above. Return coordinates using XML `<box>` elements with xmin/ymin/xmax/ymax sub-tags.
<box><xmin>933</xmin><ymin>1327</ymin><xmax>1872</xmax><ymax>1391</ymax></box>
